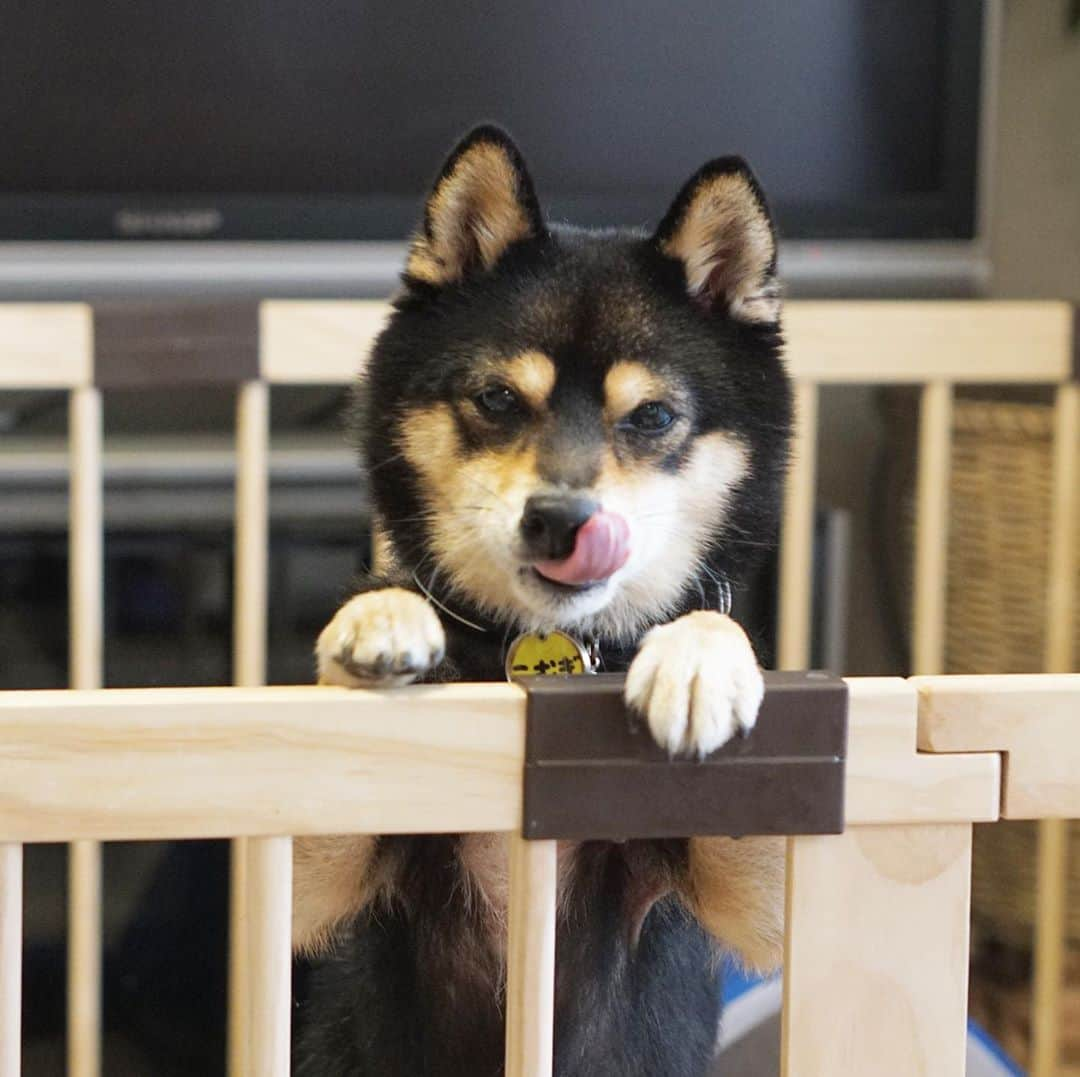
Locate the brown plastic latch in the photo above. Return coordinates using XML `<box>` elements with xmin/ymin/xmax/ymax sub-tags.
<box><xmin>522</xmin><ymin>671</ymin><xmax>847</xmax><ymax>841</ymax></box>
<box><xmin>93</xmin><ymin>302</ymin><xmax>260</xmax><ymax>388</ymax></box>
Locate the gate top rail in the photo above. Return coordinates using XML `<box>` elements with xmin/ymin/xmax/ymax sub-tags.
<box><xmin>0</xmin><ymin>299</ymin><xmax>1076</xmax><ymax>390</ymax></box>
<box><xmin>0</xmin><ymin>673</ymin><xmax>1076</xmax><ymax>844</ymax></box>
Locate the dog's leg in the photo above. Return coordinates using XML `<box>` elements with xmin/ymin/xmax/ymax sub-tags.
<box><xmin>292</xmin><ymin>835</ymin><xmax>379</xmax><ymax>955</ymax></box>
<box><xmin>683</xmin><ymin>836</ymin><xmax>785</xmax><ymax>974</ymax></box>
<box><xmin>293</xmin><ymin>588</ymin><xmax>447</xmax><ymax>955</ymax></box>
<box><xmin>625</xmin><ymin>610</ymin><xmax>783</xmax><ymax>970</ymax></box>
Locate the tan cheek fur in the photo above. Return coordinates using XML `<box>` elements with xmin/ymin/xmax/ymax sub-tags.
<box><xmin>399</xmin><ymin>404</ymin><xmax>541</xmax><ymax>613</ymax></box>
<box><xmin>592</xmin><ymin>430</ymin><xmax>749</xmax><ymax>637</ymax></box>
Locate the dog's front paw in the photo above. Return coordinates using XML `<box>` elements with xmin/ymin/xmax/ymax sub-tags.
<box><xmin>625</xmin><ymin>611</ymin><xmax>764</xmax><ymax>757</ymax></box>
<box><xmin>316</xmin><ymin>588</ymin><xmax>445</xmax><ymax>688</ymax></box>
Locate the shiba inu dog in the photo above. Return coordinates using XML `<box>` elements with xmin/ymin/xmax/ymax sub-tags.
<box><xmin>292</xmin><ymin>126</ymin><xmax>792</xmax><ymax>1076</ymax></box>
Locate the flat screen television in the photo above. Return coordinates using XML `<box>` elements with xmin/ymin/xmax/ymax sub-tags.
<box><xmin>0</xmin><ymin>1</ymin><xmax>996</xmax><ymax>297</ymax></box>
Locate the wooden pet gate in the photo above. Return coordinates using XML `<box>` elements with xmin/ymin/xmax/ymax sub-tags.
<box><xmin>0</xmin><ymin>299</ymin><xmax>1076</xmax><ymax>1076</ymax></box>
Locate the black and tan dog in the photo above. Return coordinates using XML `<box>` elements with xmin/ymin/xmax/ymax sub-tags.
<box><xmin>292</xmin><ymin>126</ymin><xmax>792</xmax><ymax>1076</ymax></box>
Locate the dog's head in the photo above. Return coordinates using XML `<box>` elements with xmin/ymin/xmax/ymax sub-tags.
<box><xmin>361</xmin><ymin>126</ymin><xmax>791</xmax><ymax>640</ymax></box>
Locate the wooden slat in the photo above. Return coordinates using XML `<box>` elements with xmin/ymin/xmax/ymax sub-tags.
<box><xmin>0</xmin><ymin>675</ymin><xmax>1075</xmax><ymax>843</ymax></box>
<box><xmin>228</xmin><ymin>839</ymin><xmax>250</xmax><ymax>1077</ymax></box>
<box><xmin>68</xmin><ymin>385</ymin><xmax>104</xmax><ymax>1077</ymax></box>
<box><xmin>777</xmin><ymin>381</ymin><xmax>818</xmax><ymax>669</ymax></box>
<box><xmin>229</xmin><ymin>380</ymin><xmax>269</xmax><ymax>1077</ymax></box>
<box><xmin>916</xmin><ymin>674</ymin><xmax>1080</xmax><ymax>818</ymax></box>
<box><xmin>259</xmin><ymin>300</ymin><xmax>388</xmax><ymax>384</ymax></box>
<box><xmin>0</xmin><ymin>685</ymin><xmax>527</xmax><ymax>842</ymax></box>
<box><xmin>1033</xmin><ymin>818</ymin><xmax>1069</xmax><ymax>1077</ymax></box>
<box><xmin>1</xmin><ymin>675</ymin><xmax>1066</xmax><ymax>842</ymax></box>
<box><xmin>252</xmin><ymin>300</ymin><xmax>1078</xmax><ymax>386</ymax></box>
<box><xmin>782</xmin><ymin>824</ymin><xmax>973</xmax><ymax>1076</ymax></box>
<box><xmin>0</xmin><ymin>301</ymin><xmax>1072</xmax><ymax>389</ymax></box>
<box><xmin>504</xmin><ymin>837</ymin><xmax>557</xmax><ymax>1077</ymax></box>
<box><xmin>912</xmin><ymin>380</ymin><xmax>953</xmax><ymax>675</ymax></box>
<box><xmin>1044</xmin><ymin>381</ymin><xmax>1080</xmax><ymax>675</ymax></box>
<box><xmin>68</xmin><ymin>842</ymin><xmax>101</xmax><ymax>1077</ymax></box>
<box><xmin>1031</xmin><ymin>381</ymin><xmax>1079</xmax><ymax>1077</ymax></box>
<box><xmin>0</xmin><ymin>844</ymin><xmax>22</xmax><ymax>1077</ymax></box>
<box><xmin>69</xmin><ymin>388</ymin><xmax>104</xmax><ymax>692</ymax></box>
<box><xmin>844</xmin><ymin>678</ymin><xmax>999</xmax><ymax>826</ymax></box>
<box><xmin>784</xmin><ymin>301</ymin><xmax>1074</xmax><ymax>383</ymax></box>
<box><xmin>0</xmin><ymin>303</ymin><xmax>92</xmax><ymax>388</ymax></box>
<box><xmin>247</xmin><ymin>837</ymin><xmax>292</xmax><ymax>1077</ymax></box>
<box><xmin>233</xmin><ymin>380</ymin><xmax>269</xmax><ymax>689</ymax></box>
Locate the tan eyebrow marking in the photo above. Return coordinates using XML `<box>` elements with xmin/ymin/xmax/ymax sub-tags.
<box><xmin>501</xmin><ymin>350</ymin><xmax>557</xmax><ymax>409</ymax></box>
<box><xmin>603</xmin><ymin>360</ymin><xmax>670</xmax><ymax>421</ymax></box>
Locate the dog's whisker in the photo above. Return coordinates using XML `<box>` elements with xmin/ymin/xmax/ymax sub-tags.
<box><xmin>362</xmin><ymin>450</ymin><xmax>407</xmax><ymax>475</ymax></box>
<box><xmin>454</xmin><ymin>470</ymin><xmax>515</xmax><ymax>510</ymax></box>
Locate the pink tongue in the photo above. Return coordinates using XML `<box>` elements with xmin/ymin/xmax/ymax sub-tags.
<box><xmin>534</xmin><ymin>511</ymin><xmax>631</xmax><ymax>586</ymax></box>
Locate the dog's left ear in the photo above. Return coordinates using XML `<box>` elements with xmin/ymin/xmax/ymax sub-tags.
<box><xmin>654</xmin><ymin>158</ymin><xmax>780</xmax><ymax>325</ymax></box>
<box><xmin>405</xmin><ymin>125</ymin><xmax>545</xmax><ymax>289</ymax></box>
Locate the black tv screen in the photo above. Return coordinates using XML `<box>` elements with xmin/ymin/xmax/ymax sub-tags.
<box><xmin>0</xmin><ymin>1</ymin><xmax>983</xmax><ymax>242</ymax></box>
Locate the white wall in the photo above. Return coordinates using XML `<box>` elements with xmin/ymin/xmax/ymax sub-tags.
<box><xmin>990</xmin><ymin>0</ymin><xmax>1080</xmax><ymax>300</ymax></box>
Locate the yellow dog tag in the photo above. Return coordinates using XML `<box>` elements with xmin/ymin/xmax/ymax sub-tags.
<box><xmin>505</xmin><ymin>631</ymin><xmax>594</xmax><ymax>680</ymax></box>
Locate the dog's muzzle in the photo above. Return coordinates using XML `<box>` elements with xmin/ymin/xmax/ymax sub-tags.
<box><xmin>521</xmin><ymin>495</ymin><xmax>631</xmax><ymax>586</ymax></box>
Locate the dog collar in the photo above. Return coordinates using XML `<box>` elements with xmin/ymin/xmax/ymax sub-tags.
<box><xmin>505</xmin><ymin>631</ymin><xmax>600</xmax><ymax>680</ymax></box>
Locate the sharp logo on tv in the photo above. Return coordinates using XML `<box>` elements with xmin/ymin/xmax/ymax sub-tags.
<box><xmin>113</xmin><ymin>209</ymin><xmax>224</xmax><ymax>237</ymax></box>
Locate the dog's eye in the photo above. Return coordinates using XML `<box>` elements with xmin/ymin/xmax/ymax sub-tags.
<box><xmin>476</xmin><ymin>385</ymin><xmax>521</xmax><ymax>416</ymax></box>
<box><xmin>624</xmin><ymin>401</ymin><xmax>675</xmax><ymax>433</ymax></box>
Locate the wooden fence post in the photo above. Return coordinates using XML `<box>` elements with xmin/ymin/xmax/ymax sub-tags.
<box><xmin>247</xmin><ymin>837</ymin><xmax>292</xmax><ymax>1077</ymax></box>
<box><xmin>782</xmin><ymin>825</ymin><xmax>972</xmax><ymax>1076</ymax></box>
<box><xmin>68</xmin><ymin>384</ymin><xmax>104</xmax><ymax>1077</ymax></box>
<box><xmin>778</xmin><ymin>380</ymin><xmax>818</xmax><ymax>670</ymax></box>
<box><xmin>505</xmin><ymin>837</ymin><xmax>558</xmax><ymax>1077</ymax></box>
<box><xmin>230</xmin><ymin>378</ymin><xmax>270</xmax><ymax>1077</ymax></box>
<box><xmin>0</xmin><ymin>844</ymin><xmax>22</xmax><ymax>1077</ymax></box>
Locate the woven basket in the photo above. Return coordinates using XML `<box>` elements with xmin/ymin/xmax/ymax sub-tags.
<box><xmin>939</xmin><ymin>401</ymin><xmax>1080</xmax><ymax>948</ymax></box>
<box><xmin>946</xmin><ymin>400</ymin><xmax>1080</xmax><ymax>677</ymax></box>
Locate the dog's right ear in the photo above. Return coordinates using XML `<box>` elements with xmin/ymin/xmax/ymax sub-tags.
<box><xmin>404</xmin><ymin>126</ymin><xmax>545</xmax><ymax>289</ymax></box>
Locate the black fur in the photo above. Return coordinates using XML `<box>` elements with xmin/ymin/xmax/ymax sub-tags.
<box><xmin>296</xmin><ymin>840</ymin><xmax>719</xmax><ymax>1077</ymax></box>
<box><xmin>295</xmin><ymin>127</ymin><xmax>792</xmax><ymax>1076</ymax></box>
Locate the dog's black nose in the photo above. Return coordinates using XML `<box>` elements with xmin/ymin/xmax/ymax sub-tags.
<box><xmin>520</xmin><ymin>495</ymin><xmax>599</xmax><ymax>560</ymax></box>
